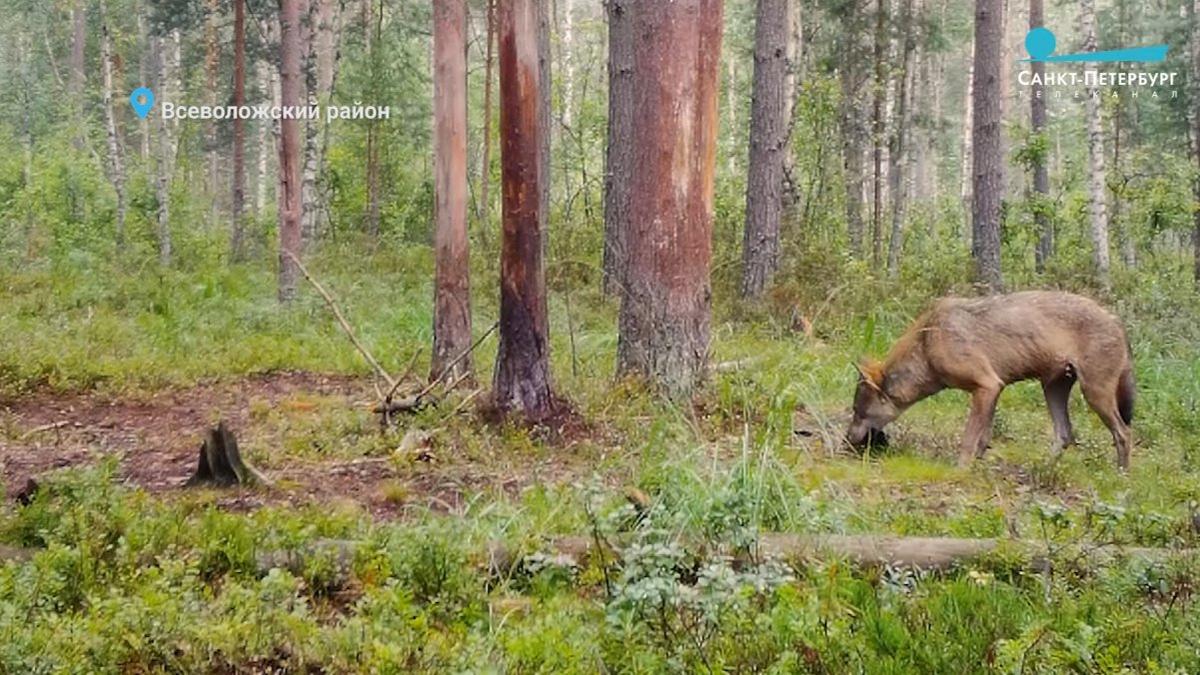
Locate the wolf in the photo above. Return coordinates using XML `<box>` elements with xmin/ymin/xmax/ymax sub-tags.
<box><xmin>845</xmin><ymin>291</ymin><xmax>1135</xmax><ymax>469</ymax></box>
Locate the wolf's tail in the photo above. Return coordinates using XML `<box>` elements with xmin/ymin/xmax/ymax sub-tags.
<box><xmin>1117</xmin><ymin>364</ymin><xmax>1135</xmax><ymax>426</ymax></box>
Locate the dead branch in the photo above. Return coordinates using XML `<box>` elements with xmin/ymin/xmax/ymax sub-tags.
<box><xmin>377</xmin><ymin>322</ymin><xmax>498</xmax><ymax>421</ymax></box>
<box><xmin>284</xmin><ymin>250</ymin><xmax>396</xmax><ymax>391</ymax></box>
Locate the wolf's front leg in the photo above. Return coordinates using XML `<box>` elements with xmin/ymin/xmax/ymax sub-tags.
<box><xmin>959</xmin><ymin>385</ymin><xmax>1002</xmax><ymax>467</ymax></box>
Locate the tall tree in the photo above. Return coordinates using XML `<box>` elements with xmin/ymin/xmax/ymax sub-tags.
<box><xmin>277</xmin><ymin>0</ymin><xmax>307</xmax><ymax>302</ymax></box>
<box><xmin>971</xmin><ymin>0</ymin><xmax>1004</xmax><ymax>291</ymax></box>
<box><xmin>477</xmin><ymin>0</ymin><xmax>496</xmax><ymax>239</ymax></box>
<box><xmin>431</xmin><ymin>0</ymin><xmax>473</xmax><ymax>382</ymax></box>
<box><xmin>885</xmin><ymin>0</ymin><xmax>916</xmax><ymax>277</ymax></box>
<box><xmin>494</xmin><ymin>0</ymin><xmax>554</xmax><ymax>418</ymax></box>
<box><xmin>1192</xmin><ymin>0</ymin><xmax>1200</xmax><ymax>286</ymax></box>
<box><xmin>1081</xmin><ymin>0</ymin><xmax>1110</xmax><ymax>290</ymax></box>
<box><xmin>741</xmin><ymin>0</ymin><xmax>789</xmax><ymax>298</ymax></box>
<box><xmin>153</xmin><ymin>31</ymin><xmax>181</xmax><ymax>266</ymax></box>
<box><xmin>1029</xmin><ymin>0</ymin><xmax>1051</xmax><ymax>272</ymax></box>
<box><xmin>364</xmin><ymin>0</ymin><xmax>382</xmax><ymax>237</ymax></box>
<box><xmin>617</xmin><ymin>0</ymin><xmax>724</xmax><ymax>398</ymax></box>
<box><xmin>870</xmin><ymin>0</ymin><xmax>888</xmax><ymax>266</ymax></box>
<box><xmin>99</xmin><ymin>0</ymin><xmax>127</xmax><ymax>251</ymax></box>
<box><xmin>231</xmin><ymin>0</ymin><xmax>248</xmax><ymax>261</ymax></box>
<box><xmin>838</xmin><ymin>1</ymin><xmax>868</xmax><ymax>258</ymax></box>
<box><xmin>303</xmin><ymin>0</ymin><xmax>342</xmax><ymax>243</ymax></box>
<box><xmin>602</xmin><ymin>0</ymin><xmax>633</xmax><ymax>295</ymax></box>
<box><xmin>70</xmin><ymin>0</ymin><xmax>86</xmax><ymax>149</ymax></box>
<box><xmin>205</xmin><ymin>0</ymin><xmax>222</xmax><ymax>228</ymax></box>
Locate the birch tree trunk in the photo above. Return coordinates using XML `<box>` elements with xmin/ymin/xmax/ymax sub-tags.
<box><xmin>431</xmin><ymin>0</ymin><xmax>473</xmax><ymax>383</ymax></box>
<box><xmin>960</xmin><ymin>52</ymin><xmax>974</xmax><ymax>233</ymax></box>
<box><xmin>871</xmin><ymin>0</ymin><xmax>888</xmax><ymax>266</ymax></box>
<box><xmin>302</xmin><ymin>0</ymin><xmax>342</xmax><ymax>244</ymax></box>
<box><xmin>494</xmin><ymin>0</ymin><xmax>554</xmax><ymax>419</ymax></box>
<box><xmin>205</xmin><ymin>0</ymin><xmax>221</xmax><ymax>228</ymax></box>
<box><xmin>741</xmin><ymin>0</ymin><xmax>789</xmax><ymax>297</ymax></box>
<box><xmin>1081</xmin><ymin>0</ymin><xmax>1110</xmax><ymax>290</ymax></box>
<box><xmin>99</xmin><ymin>0</ymin><xmax>127</xmax><ymax>252</ymax></box>
<box><xmin>617</xmin><ymin>0</ymin><xmax>724</xmax><ymax>399</ymax></box>
<box><xmin>477</xmin><ymin>0</ymin><xmax>496</xmax><ymax>242</ymax></box>
<box><xmin>153</xmin><ymin>32</ymin><xmax>180</xmax><ymax>266</ymax></box>
<box><xmin>278</xmin><ymin>0</ymin><xmax>307</xmax><ymax>302</ymax></box>
<box><xmin>602</xmin><ymin>0</ymin><xmax>633</xmax><ymax>296</ymax></box>
<box><xmin>971</xmin><ymin>0</ymin><xmax>1004</xmax><ymax>291</ymax></box>
<box><xmin>231</xmin><ymin>0</ymin><xmax>248</xmax><ymax>261</ymax></box>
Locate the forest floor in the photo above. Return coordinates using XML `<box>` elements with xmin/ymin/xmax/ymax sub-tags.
<box><xmin>3</xmin><ymin>248</ymin><xmax>1200</xmax><ymax>672</ymax></box>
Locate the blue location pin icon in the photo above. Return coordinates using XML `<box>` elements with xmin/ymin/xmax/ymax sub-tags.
<box><xmin>130</xmin><ymin>87</ymin><xmax>155</xmax><ymax>119</ymax></box>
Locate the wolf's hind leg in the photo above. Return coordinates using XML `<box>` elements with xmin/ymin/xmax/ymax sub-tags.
<box><xmin>1080</xmin><ymin>376</ymin><xmax>1132</xmax><ymax>471</ymax></box>
<box><xmin>1042</xmin><ymin>374</ymin><xmax>1076</xmax><ymax>454</ymax></box>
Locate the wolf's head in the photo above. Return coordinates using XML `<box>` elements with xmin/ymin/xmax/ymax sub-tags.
<box><xmin>846</xmin><ymin>361</ymin><xmax>897</xmax><ymax>448</ymax></box>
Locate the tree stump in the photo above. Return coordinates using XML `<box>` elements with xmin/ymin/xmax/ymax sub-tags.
<box><xmin>185</xmin><ymin>421</ymin><xmax>270</xmax><ymax>488</ymax></box>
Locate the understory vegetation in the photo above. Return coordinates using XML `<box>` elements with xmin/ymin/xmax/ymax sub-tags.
<box><xmin>3</xmin><ymin>240</ymin><xmax>1200</xmax><ymax>672</ymax></box>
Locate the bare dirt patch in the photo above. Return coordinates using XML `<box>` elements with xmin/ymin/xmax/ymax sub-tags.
<box><xmin>0</xmin><ymin>372</ymin><xmax>613</xmax><ymax>518</ymax></box>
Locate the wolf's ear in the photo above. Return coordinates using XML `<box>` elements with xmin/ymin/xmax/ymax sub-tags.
<box><xmin>854</xmin><ymin>360</ymin><xmax>885</xmax><ymax>392</ymax></box>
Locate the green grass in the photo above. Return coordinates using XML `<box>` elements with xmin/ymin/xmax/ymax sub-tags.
<box><xmin>3</xmin><ymin>243</ymin><xmax>1200</xmax><ymax>671</ymax></box>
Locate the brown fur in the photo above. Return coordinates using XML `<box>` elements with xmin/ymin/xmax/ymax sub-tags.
<box><xmin>847</xmin><ymin>291</ymin><xmax>1135</xmax><ymax>469</ymax></box>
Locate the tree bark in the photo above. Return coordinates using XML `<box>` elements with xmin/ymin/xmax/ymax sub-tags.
<box><xmin>206</xmin><ymin>0</ymin><xmax>222</xmax><ymax>229</ymax></box>
<box><xmin>302</xmin><ymin>0</ymin><xmax>341</xmax><ymax>244</ymax></box>
<box><xmin>153</xmin><ymin>32</ymin><xmax>181</xmax><ymax>266</ymax></box>
<box><xmin>602</xmin><ymin>0</ymin><xmax>634</xmax><ymax>296</ymax></box>
<box><xmin>99</xmin><ymin>0</ymin><xmax>127</xmax><ymax>252</ymax></box>
<box><xmin>1081</xmin><ymin>0</ymin><xmax>1110</xmax><ymax>291</ymax></box>
<box><xmin>741</xmin><ymin>0</ymin><xmax>789</xmax><ymax>297</ymax></box>
<box><xmin>1029</xmin><ymin>0</ymin><xmax>1051</xmax><ymax>272</ymax></box>
<box><xmin>885</xmin><ymin>0</ymin><xmax>916</xmax><ymax>277</ymax></box>
<box><xmin>477</xmin><ymin>0</ymin><xmax>496</xmax><ymax>241</ymax></box>
<box><xmin>231</xmin><ymin>0</ymin><xmax>248</xmax><ymax>261</ymax></box>
<box><xmin>431</xmin><ymin>0</ymin><xmax>474</xmax><ymax>383</ymax></box>
<box><xmin>70</xmin><ymin>0</ymin><xmax>86</xmax><ymax>150</ymax></box>
<box><xmin>278</xmin><ymin>0</ymin><xmax>308</xmax><ymax>302</ymax></box>
<box><xmin>870</xmin><ymin>0</ymin><xmax>888</xmax><ymax>267</ymax></box>
<box><xmin>617</xmin><ymin>0</ymin><xmax>723</xmax><ymax>399</ymax></box>
<box><xmin>364</xmin><ymin>0</ymin><xmax>382</xmax><ymax>238</ymax></box>
<box><xmin>1192</xmin><ymin>0</ymin><xmax>1200</xmax><ymax>286</ymax></box>
<box><xmin>960</xmin><ymin>48</ymin><xmax>973</xmax><ymax>237</ymax></box>
<box><xmin>494</xmin><ymin>0</ymin><xmax>554</xmax><ymax>419</ymax></box>
<box><xmin>839</xmin><ymin>9</ymin><xmax>867</xmax><ymax>259</ymax></box>
<box><xmin>971</xmin><ymin>0</ymin><xmax>1004</xmax><ymax>291</ymax></box>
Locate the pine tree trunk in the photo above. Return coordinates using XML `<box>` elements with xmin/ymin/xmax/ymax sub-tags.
<box><xmin>278</xmin><ymin>0</ymin><xmax>307</xmax><ymax>302</ymax></box>
<box><xmin>494</xmin><ymin>0</ymin><xmax>554</xmax><ymax>419</ymax></box>
<box><xmin>99</xmin><ymin>0</ymin><xmax>127</xmax><ymax>252</ymax></box>
<box><xmin>840</xmin><ymin>31</ymin><xmax>867</xmax><ymax>259</ymax></box>
<box><xmin>431</xmin><ymin>0</ymin><xmax>473</xmax><ymax>383</ymax></box>
<box><xmin>231</xmin><ymin>0</ymin><xmax>248</xmax><ymax>261</ymax></box>
<box><xmin>741</xmin><ymin>0</ymin><xmax>789</xmax><ymax>298</ymax></box>
<box><xmin>617</xmin><ymin>0</ymin><xmax>723</xmax><ymax>399</ymax></box>
<box><xmin>1081</xmin><ymin>0</ymin><xmax>1110</xmax><ymax>290</ymax></box>
<box><xmin>1029</xmin><ymin>0</ymin><xmax>1051</xmax><ymax>272</ymax></box>
<box><xmin>602</xmin><ymin>0</ymin><xmax>634</xmax><ymax>296</ymax></box>
<box><xmin>971</xmin><ymin>0</ymin><xmax>1004</xmax><ymax>291</ymax></box>
<box><xmin>886</xmin><ymin>0</ymin><xmax>916</xmax><ymax>277</ymax></box>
